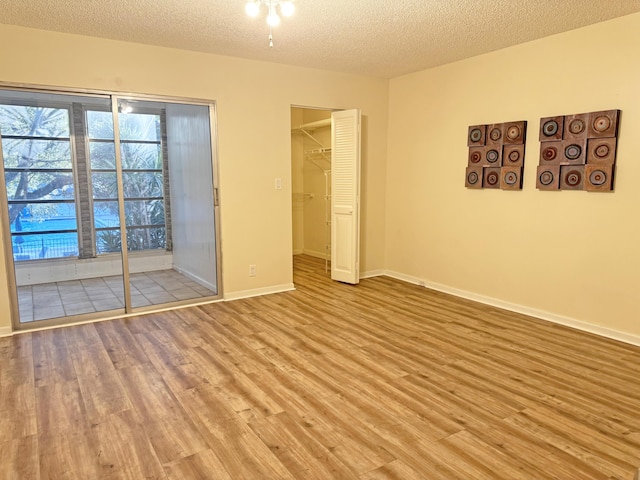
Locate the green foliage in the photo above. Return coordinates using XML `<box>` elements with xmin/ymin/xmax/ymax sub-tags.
<box><xmin>89</xmin><ymin>111</ymin><xmax>167</xmax><ymax>251</ymax></box>
<box><xmin>96</xmin><ymin>229</ymin><xmax>122</xmax><ymax>253</ymax></box>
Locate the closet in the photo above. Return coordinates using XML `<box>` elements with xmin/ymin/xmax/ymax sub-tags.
<box><xmin>291</xmin><ymin>106</ymin><xmax>361</xmax><ymax>284</ymax></box>
<box><xmin>291</xmin><ymin>107</ymin><xmax>332</xmax><ymax>272</ymax></box>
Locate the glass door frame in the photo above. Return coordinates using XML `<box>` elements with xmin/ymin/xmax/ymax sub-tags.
<box><xmin>0</xmin><ymin>83</ymin><xmax>223</xmax><ymax>332</ymax></box>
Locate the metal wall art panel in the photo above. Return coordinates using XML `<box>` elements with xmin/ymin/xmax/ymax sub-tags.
<box><xmin>466</xmin><ymin>120</ymin><xmax>527</xmax><ymax>190</ymax></box>
<box><xmin>536</xmin><ymin>109</ymin><xmax>620</xmax><ymax>192</ymax></box>
<box><xmin>536</xmin><ymin>165</ymin><xmax>561</xmax><ymax>190</ymax></box>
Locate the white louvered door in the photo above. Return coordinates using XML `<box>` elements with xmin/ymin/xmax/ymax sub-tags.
<box><xmin>331</xmin><ymin>109</ymin><xmax>361</xmax><ymax>284</ymax></box>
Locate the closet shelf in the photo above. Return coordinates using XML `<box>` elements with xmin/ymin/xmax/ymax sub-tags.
<box><xmin>305</xmin><ymin>147</ymin><xmax>332</xmax><ymax>155</ymax></box>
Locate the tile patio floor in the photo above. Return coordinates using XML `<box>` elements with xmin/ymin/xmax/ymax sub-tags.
<box><xmin>16</xmin><ymin>269</ymin><xmax>216</xmax><ymax>323</ymax></box>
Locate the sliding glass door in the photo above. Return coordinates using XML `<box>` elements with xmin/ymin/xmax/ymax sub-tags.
<box><xmin>115</xmin><ymin>98</ymin><xmax>218</xmax><ymax>310</ymax></box>
<box><xmin>0</xmin><ymin>91</ymin><xmax>125</xmax><ymax>323</ymax></box>
<box><xmin>0</xmin><ymin>87</ymin><xmax>220</xmax><ymax>328</ymax></box>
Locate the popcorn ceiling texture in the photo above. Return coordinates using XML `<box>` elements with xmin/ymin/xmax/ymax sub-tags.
<box><xmin>1</xmin><ymin>0</ymin><xmax>639</xmax><ymax>78</ymax></box>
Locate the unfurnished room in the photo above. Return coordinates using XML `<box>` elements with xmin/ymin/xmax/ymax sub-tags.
<box><xmin>0</xmin><ymin>1</ymin><xmax>639</xmax><ymax>479</ymax></box>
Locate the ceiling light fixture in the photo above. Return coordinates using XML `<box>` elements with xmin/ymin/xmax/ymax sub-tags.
<box><xmin>245</xmin><ymin>0</ymin><xmax>295</xmax><ymax>48</ymax></box>
<box><xmin>119</xmin><ymin>102</ymin><xmax>133</xmax><ymax>114</ymax></box>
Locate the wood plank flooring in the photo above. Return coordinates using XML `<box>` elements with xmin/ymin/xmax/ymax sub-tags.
<box><xmin>1</xmin><ymin>254</ymin><xmax>639</xmax><ymax>479</ymax></box>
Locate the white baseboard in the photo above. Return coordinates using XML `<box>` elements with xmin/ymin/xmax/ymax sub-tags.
<box><xmin>302</xmin><ymin>249</ymin><xmax>329</xmax><ymax>260</ymax></box>
<box><xmin>0</xmin><ymin>326</ymin><xmax>13</xmax><ymax>337</ymax></box>
<box><xmin>384</xmin><ymin>270</ymin><xmax>424</xmax><ymax>286</ymax></box>
<box><xmin>224</xmin><ymin>283</ymin><xmax>295</xmax><ymax>301</ymax></box>
<box><xmin>293</xmin><ymin>249</ymin><xmax>304</xmax><ymax>255</ymax></box>
<box><xmin>383</xmin><ymin>270</ymin><xmax>640</xmax><ymax>348</ymax></box>
<box><xmin>361</xmin><ymin>269</ymin><xmax>385</xmax><ymax>279</ymax></box>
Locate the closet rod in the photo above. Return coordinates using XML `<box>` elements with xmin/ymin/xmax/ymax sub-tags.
<box><xmin>294</xmin><ymin>118</ymin><xmax>331</xmax><ymax>130</ymax></box>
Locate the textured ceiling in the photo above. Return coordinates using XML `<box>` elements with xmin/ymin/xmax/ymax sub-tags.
<box><xmin>1</xmin><ymin>0</ymin><xmax>639</xmax><ymax>78</ymax></box>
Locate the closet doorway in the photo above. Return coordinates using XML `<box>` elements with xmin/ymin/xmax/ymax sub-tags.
<box><xmin>0</xmin><ymin>86</ymin><xmax>221</xmax><ymax>329</ymax></box>
<box><xmin>291</xmin><ymin>107</ymin><xmax>332</xmax><ymax>272</ymax></box>
<box><xmin>291</xmin><ymin>106</ymin><xmax>361</xmax><ymax>284</ymax></box>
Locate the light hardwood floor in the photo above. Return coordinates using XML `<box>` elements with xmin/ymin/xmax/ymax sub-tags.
<box><xmin>1</xmin><ymin>254</ymin><xmax>639</xmax><ymax>479</ymax></box>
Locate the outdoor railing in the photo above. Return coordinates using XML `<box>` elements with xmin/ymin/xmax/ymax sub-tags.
<box><xmin>12</xmin><ymin>233</ymin><xmax>78</xmax><ymax>261</ymax></box>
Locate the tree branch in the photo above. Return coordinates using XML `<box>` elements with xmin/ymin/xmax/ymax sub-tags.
<box><xmin>8</xmin><ymin>174</ymin><xmax>73</xmax><ymax>223</ymax></box>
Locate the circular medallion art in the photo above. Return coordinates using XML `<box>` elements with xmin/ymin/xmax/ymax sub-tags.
<box><xmin>486</xmin><ymin>150</ymin><xmax>499</xmax><ymax>163</ymax></box>
<box><xmin>469</xmin><ymin>128</ymin><xmax>483</xmax><ymax>143</ymax></box>
<box><xmin>470</xmin><ymin>151</ymin><xmax>482</xmax><ymax>163</ymax></box>
<box><xmin>542</xmin><ymin>146</ymin><xmax>557</xmax><ymax>161</ymax></box>
<box><xmin>467</xmin><ymin>171</ymin><xmax>479</xmax><ymax>185</ymax></box>
<box><xmin>489</xmin><ymin>128</ymin><xmax>502</xmax><ymax>141</ymax></box>
<box><xmin>508</xmin><ymin>150</ymin><xmax>520</xmax><ymax>163</ymax></box>
<box><xmin>486</xmin><ymin>171</ymin><xmax>499</xmax><ymax>186</ymax></box>
<box><xmin>589</xmin><ymin>169</ymin><xmax>607</xmax><ymax>186</ymax></box>
<box><xmin>543</xmin><ymin>120</ymin><xmax>558</xmax><ymax>136</ymax></box>
<box><xmin>564</xmin><ymin>169</ymin><xmax>582</xmax><ymax>187</ymax></box>
<box><xmin>569</xmin><ymin>119</ymin><xmax>585</xmax><ymax>135</ymax></box>
<box><xmin>539</xmin><ymin>170</ymin><xmax>555</xmax><ymax>186</ymax></box>
<box><xmin>594</xmin><ymin>144</ymin><xmax>610</xmax><ymax>158</ymax></box>
<box><xmin>503</xmin><ymin>171</ymin><xmax>518</xmax><ymax>185</ymax></box>
<box><xmin>592</xmin><ymin>116</ymin><xmax>611</xmax><ymax>133</ymax></box>
<box><xmin>564</xmin><ymin>144</ymin><xmax>582</xmax><ymax>160</ymax></box>
<box><xmin>506</xmin><ymin>125</ymin><xmax>521</xmax><ymax>140</ymax></box>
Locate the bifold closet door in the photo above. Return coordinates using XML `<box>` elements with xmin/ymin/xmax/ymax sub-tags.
<box><xmin>331</xmin><ymin>108</ymin><xmax>361</xmax><ymax>285</ymax></box>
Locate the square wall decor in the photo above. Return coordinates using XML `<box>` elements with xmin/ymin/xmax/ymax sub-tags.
<box><xmin>466</xmin><ymin>121</ymin><xmax>527</xmax><ymax>190</ymax></box>
<box><xmin>537</xmin><ymin>109</ymin><xmax>620</xmax><ymax>192</ymax></box>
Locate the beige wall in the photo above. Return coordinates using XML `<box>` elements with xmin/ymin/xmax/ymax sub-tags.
<box><xmin>0</xmin><ymin>24</ymin><xmax>389</xmax><ymax>329</ymax></box>
<box><xmin>290</xmin><ymin>108</ymin><xmax>305</xmax><ymax>254</ymax></box>
<box><xmin>386</xmin><ymin>14</ymin><xmax>640</xmax><ymax>336</ymax></box>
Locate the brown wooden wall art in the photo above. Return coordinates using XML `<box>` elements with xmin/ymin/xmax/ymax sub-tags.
<box><xmin>466</xmin><ymin>121</ymin><xmax>527</xmax><ymax>190</ymax></box>
<box><xmin>537</xmin><ymin>109</ymin><xmax>620</xmax><ymax>192</ymax></box>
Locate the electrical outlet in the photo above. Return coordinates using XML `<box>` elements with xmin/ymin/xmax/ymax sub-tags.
<box><xmin>275</xmin><ymin>178</ymin><xmax>282</xmax><ymax>190</ymax></box>
<box><xmin>249</xmin><ymin>264</ymin><xmax>257</xmax><ymax>277</ymax></box>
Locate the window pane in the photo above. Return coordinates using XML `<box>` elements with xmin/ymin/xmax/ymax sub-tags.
<box><xmin>121</xmin><ymin>143</ymin><xmax>161</xmax><ymax>170</ymax></box>
<box><xmin>124</xmin><ymin>199</ymin><xmax>165</xmax><ymax>226</ymax></box>
<box><xmin>96</xmin><ymin>228</ymin><xmax>121</xmax><ymax>253</ymax></box>
<box><xmin>94</xmin><ymin>201</ymin><xmax>120</xmax><ymax>228</ymax></box>
<box><xmin>12</xmin><ymin>232</ymin><xmax>78</xmax><ymax>261</ymax></box>
<box><xmin>9</xmin><ymin>202</ymin><xmax>76</xmax><ymax>233</ymax></box>
<box><xmin>89</xmin><ymin>142</ymin><xmax>116</xmax><ymax>169</ymax></box>
<box><xmin>5</xmin><ymin>172</ymin><xmax>75</xmax><ymax>201</ymax></box>
<box><xmin>122</xmin><ymin>172</ymin><xmax>163</xmax><ymax>198</ymax></box>
<box><xmin>2</xmin><ymin>139</ymin><xmax>72</xmax><ymax>169</ymax></box>
<box><xmin>9</xmin><ymin>200</ymin><xmax>77</xmax><ymax>262</ymax></box>
<box><xmin>0</xmin><ymin>102</ymin><xmax>79</xmax><ymax>264</ymax></box>
<box><xmin>91</xmin><ymin>172</ymin><xmax>118</xmax><ymax>199</ymax></box>
<box><xmin>0</xmin><ymin>106</ymin><xmax>70</xmax><ymax>137</ymax></box>
<box><xmin>126</xmin><ymin>227</ymin><xmax>165</xmax><ymax>251</ymax></box>
<box><xmin>86</xmin><ymin>111</ymin><xmax>114</xmax><ymax>140</ymax></box>
<box><xmin>119</xmin><ymin>113</ymin><xmax>160</xmax><ymax>141</ymax></box>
